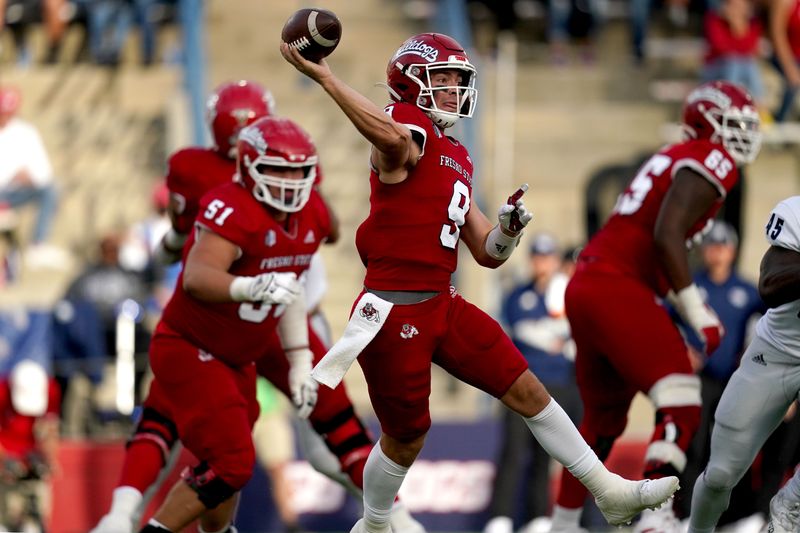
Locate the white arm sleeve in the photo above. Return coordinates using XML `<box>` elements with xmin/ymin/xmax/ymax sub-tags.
<box><xmin>277</xmin><ymin>284</ymin><xmax>310</xmax><ymax>352</ymax></box>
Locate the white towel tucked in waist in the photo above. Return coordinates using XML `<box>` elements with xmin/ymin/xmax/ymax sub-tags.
<box><xmin>311</xmin><ymin>292</ymin><xmax>394</xmax><ymax>389</ymax></box>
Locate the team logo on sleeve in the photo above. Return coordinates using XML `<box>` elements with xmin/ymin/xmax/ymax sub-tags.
<box><xmin>265</xmin><ymin>230</ymin><xmax>277</xmax><ymax>247</ymax></box>
<box><xmin>359</xmin><ymin>303</ymin><xmax>380</xmax><ymax>323</ymax></box>
<box><xmin>400</xmin><ymin>324</ymin><xmax>419</xmax><ymax>339</ymax></box>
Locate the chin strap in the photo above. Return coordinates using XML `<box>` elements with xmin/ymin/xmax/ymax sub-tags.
<box><xmin>375</xmin><ymin>82</ymin><xmax>404</xmax><ymax>103</ymax></box>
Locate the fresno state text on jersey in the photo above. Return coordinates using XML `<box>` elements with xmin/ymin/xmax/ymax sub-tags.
<box><xmin>355</xmin><ymin>102</ymin><xmax>474</xmax><ymax>292</ymax></box>
<box><xmin>581</xmin><ymin>139</ymin><xmax>739</xmax><ymax>296</ymax></box>
<box><xmin>160</xmin><ymin>182</ymin><xmax>331</xmax><ymax>365</ymax></box>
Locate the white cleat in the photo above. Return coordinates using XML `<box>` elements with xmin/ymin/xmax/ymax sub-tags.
<box><xmin>351</xmin><ymin>517</ymin><xmax>393</xmax><ymax>533</ymax></box>
<box><xmin>89</xmin><ymin>513</ymin><xmax>134</xmax><ymax>533</ymax></box>
<box><xmin>762</xmin><ymin>490</ymin><xmax>800</xmax><ymax>533</ymax></box>
<box><xmin>595</xmin><ymin>475</ymin><xmax>680</xmax><ymax>526</ymax></box>
<box><xmin>390</xmin><ymin>503</ymin><xmax>426</xmax><ymax>533</ymax></box>
<box><xmin>633</xmin><ymin>504</ymin><xmax>683</xmax><ymax>533</ymax></box>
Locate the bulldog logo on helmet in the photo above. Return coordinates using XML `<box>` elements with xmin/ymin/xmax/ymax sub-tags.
<box><xmin>239</xmin><ymin>124</ymin><xmax>268</xmax><ymax>153</ymax></box>
<box><xmin>686</xmin><ymin>86</ymin><xmax>732</xmax><ymax>110</ymax></box>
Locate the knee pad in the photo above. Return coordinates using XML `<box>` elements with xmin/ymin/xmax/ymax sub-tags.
<box><xmin>129</xmin><ymin>407</ymin><xmax>179</xmax><ymax>462</ymax></box>
<box><xmin>182</xmin><ymin>461</ymin><xmax>238</xmax><ymax>509</ymax></box>
<box><xmin>646</xmin><ymin>374</ymin><xmax>701</xmax><ymax>475</ymax></box>
<box><xmin>703</xmin><ymin>464</ymin><xmax>737</xmax><ymax>492</ymax></box>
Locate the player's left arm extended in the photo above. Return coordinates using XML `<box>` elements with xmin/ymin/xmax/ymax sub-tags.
<box><xmin>656</xmin><ymin>168</ymin><xmax>725</xmax><ymax>353</ymax></box>
<box><xmin>654</xmin><ymin>168</ymin><xmax>721</xmax><ymax>291</ymax></box>
<box><xmin>759</xmin><ymin>245</ymin><xmax>800</xmax><ymax>307</ymax></box>
<box><xmin>461</xmin><ymin>186</ymin><xmax>532</xmax><ymax>268</ymax></box>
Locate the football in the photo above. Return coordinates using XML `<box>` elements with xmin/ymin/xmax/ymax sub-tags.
<box><xmin>281</xmin><ymin>8</ymin><xmax>342</xmax><ymax>63</ymax></box>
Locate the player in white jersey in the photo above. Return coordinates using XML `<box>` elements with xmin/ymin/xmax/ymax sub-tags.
<box><xmin>687</xmin><ymin>196</ymin><xmax>800</xmax><ymax>533</ymax></box>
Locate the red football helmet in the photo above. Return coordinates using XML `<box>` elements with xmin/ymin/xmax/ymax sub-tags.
<box><xmin>206</xmin><ymin>80</ymin><xmax>275</xmax><ymax>158</ymax></box>
<box><xmin>236</xmin><ymin>116</ymin><xmax>318</xmax><ymax>213</ymax></box>
<box><xmin>385</xmin><ymin>33</ymin><xmax>477</xmax><ymax>129</ymax></box>
<box><xmin>681</xmin><ymin>80</ymin><xmax>762</xmax><ymax>165</ymax></box>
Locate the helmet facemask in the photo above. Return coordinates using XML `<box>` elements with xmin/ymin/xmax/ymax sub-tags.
<box><xmin>406</xmin><ymin>63</ymin><xmax>477</xmax><ymax>128</ymax></box>
<box><xmin>243</xmin><ymin>154</ymin><xmax>318</xmax><ymax>213</ymax></box>
<box><xmin>703</xmin><ymin>104</ymin><xmax>762</xmax><ymax>165</ymax></box>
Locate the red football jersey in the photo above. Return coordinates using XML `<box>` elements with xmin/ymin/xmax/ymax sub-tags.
<box><xmin>167</xmin><ymin>147</ymin><xmax>326</xmax><ymax>236</ymax></box>
<box><xmin>159</xmin><ymin>182</ymin><xmax>332</xmax><ymax>366</ymax></box>
<box><xmin>581</xmin><ymin>139</ymin><xmax>739</xmax><ymax>295</ymax></box>
<box><xmin>166</xmin><ymin>147</ymin><xmax>236</xmax><ymax>235</ymax></box>
<box><xmin>356</xmin><ymin>103</ymin><xmax>474</xmax><ymax>292</ymax></box>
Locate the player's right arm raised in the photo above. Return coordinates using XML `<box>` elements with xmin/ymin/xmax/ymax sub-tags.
<box><xmin>280</xmin><ymin>42</ymin><xmax>419</xmax><ymax>183</ymax></box>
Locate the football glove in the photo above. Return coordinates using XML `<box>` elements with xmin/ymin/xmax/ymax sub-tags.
<box><xmin>287</xmin><ymin>348</ymin><xmax>318</xmax><ymax>419</ymax></box>
<box><xmin>670</xmin><ymin>284</ymin><xmax>724</xmax><ymax>355</ymax></box>
<box><xmin>229</xmin><ymin>272</ymin><xmax>302</xmax><ymax>305</ymax></box>
<box><xmin>498</xmin><ymin>184</ymin><xmax>533</xmax><ymax>234</ymax></box>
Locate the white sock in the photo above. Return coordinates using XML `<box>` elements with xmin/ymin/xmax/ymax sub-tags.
<box><xmin>551</xmin><ymin>505</ymin><xmax>583</xmax><ymax>528</ymax></box>
<box><xmin>109</xmin><ymin>486</ymin><xmax>143</xmax><ymax>517</ymax></box>
<box><xmin>524</xmin><ymin>399</ymin><xmax>602</xmax><ymax>486</ymax></box>
<box><xmin>363</xmin><ymin>443</ymin><xmax>408</xmax><ymax>529</ymax></box>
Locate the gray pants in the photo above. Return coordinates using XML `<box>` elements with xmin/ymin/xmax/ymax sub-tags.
<box><xmin>689</xmin><ymin>335</ymin><xmax>800</xmax><ymax>532</ymax></box>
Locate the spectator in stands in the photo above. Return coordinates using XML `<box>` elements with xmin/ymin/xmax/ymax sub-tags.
<box><xmin>701</xmin><ymin>0</ymin><xmax>767</xmax><ymax>116</ymax></box>
<box><xmin>0</xmin><ymin>0</ymin><xmax>67</xmax><ymax>64</ymax></box>
<box><xmin>0</xmin><ymin>359</ymin><xmax>60</xmax><ymax>533</ymax></box>
<box><xmin>63</xmin><ymin>232</ymin><xmax>151</xmax><ymax>405</ymax></box>
<box><xmin>79</xmin><ymin>0</ymin><xmax>160</xmax><ymax>66</ymax></box>
<box><xmin>0</xmin><ymin>86</ymin><xmax>67</xmax><ymax>270</ymax></box>
<box><xmin>484</xmin><ymin>234</ymin><xmax>581</xmax><ymax>533</ymax></box>
<box><xmin>768</xmin><ymin>0</ymin><xmax>800</xmax><ymax>121</ymax></box>
<box><xmin>549</xmin><ymin>0</ymin><xmax>601</xmax><ymax>65</ymax></box>
<box><xmin>630</xmin><ymin>0</ymin><xmax>690</xmax><ymax>64</ymax></box>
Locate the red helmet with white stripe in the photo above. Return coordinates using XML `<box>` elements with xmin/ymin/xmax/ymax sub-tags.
<box><xmin>385</xmin><ymin>33</ymin><xmax>477</xmax><ymax>129</ymax></box>
<box><xmin>681</xmin><ymin>80</ymin><xmax>762</xmax><ymax>165</ymax></box>
<box><xmin>206</xmin><ymin>80</ymin><xmax>275</xmax><ymax>158</ymax></box>
<box><xmin>236</xmin><ymin>116</ymin><xmax>318</xmax><ymax>213</ymax></box>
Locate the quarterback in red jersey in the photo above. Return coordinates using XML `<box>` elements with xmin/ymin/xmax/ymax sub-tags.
<box><xmin>548</xmin><ymin>80</ymin><xmax>763</xmax><ymax>533</ymax></box>
<box><xmin>282</xmin><ymin>31</ymin><xmax>680</xmax><ymax>533</ymax></box>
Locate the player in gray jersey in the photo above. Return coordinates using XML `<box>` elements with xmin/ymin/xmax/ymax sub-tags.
<box><xmin>688</xmin><ymin>195</ymin><xmax>800</xmax><ymax>533</ymax></box>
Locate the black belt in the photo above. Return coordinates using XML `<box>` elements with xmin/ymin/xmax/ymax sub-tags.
<box><xmin>366</xmin><ymin>288</ymin><xmax>440</xmax><ymax>304</ymax></box>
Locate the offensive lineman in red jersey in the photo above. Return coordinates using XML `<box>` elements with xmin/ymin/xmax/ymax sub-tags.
<box><xmin>136</xmin><ymin>115</ymin><xmax>326</xmax><ymax>533</ymax></box>
<box><xmin>282</xmin><ymin>31</ymin><xmax>680</xmax><ymax>533</ymax></box>
<box><xmin>92</xmin><ymin>82</ymin><xmax>423</xmax><ymax>533</ymax></box>
<box><xmin>547</xmin><ymin>81</ymin><xmax>763</xmax><ymax>533</ymax></box>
